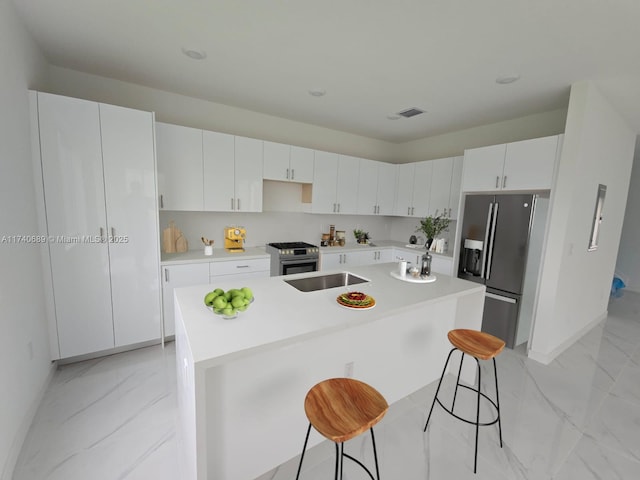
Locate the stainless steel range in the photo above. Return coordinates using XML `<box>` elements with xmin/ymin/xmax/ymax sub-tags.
<box><xmin>266</xmin><ymin>242</ymin><xmax>320</xmax><ymax>276</ymax></box>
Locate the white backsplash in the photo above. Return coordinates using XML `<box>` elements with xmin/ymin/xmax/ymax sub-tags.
<box><xmin>159</xmin><ymin>209</ymin><xmax>456</xmax><ymax>253</ymax></box>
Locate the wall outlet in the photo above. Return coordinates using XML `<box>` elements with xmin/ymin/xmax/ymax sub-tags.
<box><xmin>344</xmin><ymin>361</ymin><xmax>354</xmax><ymax>378</ymax></box>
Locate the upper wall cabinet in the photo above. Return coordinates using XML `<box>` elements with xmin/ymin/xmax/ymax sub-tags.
<box><xmin>263</xmin><ymin>141</ymin><xmax>314</xmax><ymax>183</ymax></box>
<box><xmin>156</xmin><ymin>123</ymin><xmax>263</xmax><ymax>212</ymax></box>
<box><xmin>427</xmin><ymin>156</ymin><xmax>463</xmax><ymax>219</ymax></box>
<box><xmin>156</xmin><ymin>123</ymin><xmax>203</xmax><ymax>211</ymax></box>
<box><xmin>203</xmin><ymin>133</ymin><xmax>263</xmax><ymax>212</ymax></box>
<box><xmin>357</xmin><ymin>159</ymin><xmax>398</xmax><ymax>215</ymax></box>
<box><xmin>462</xmin><ymin>135</ymin><xmax>562</xmax><ymax>192</ymax></box>
<box><xmin>311</xmin><ymin>152</ymin><xmax>359</xmax><ymax>214</ymax></box>
<box><xmin>393</xmin><ymin>160</ymin><xmax>433</xmax><ymax>217</ymax></box>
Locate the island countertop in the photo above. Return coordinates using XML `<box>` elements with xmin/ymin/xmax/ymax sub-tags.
<box><xmin>175</xmin><ymin>262</ymin><xmax>484</xmax><ymax>368</ymax></box>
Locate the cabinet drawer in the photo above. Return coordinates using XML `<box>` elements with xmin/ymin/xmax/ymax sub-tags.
<box><xmin>210</xmin><ymin>258</ymin><xmax>270</xmax><ymax>276</ymax></box>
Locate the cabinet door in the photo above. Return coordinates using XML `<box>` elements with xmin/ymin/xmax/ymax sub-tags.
<box><xmin>336</xmin><ymin>155</ymin><xmax>360</xmax><ymax>214</ymax></box>
<box><xmin>37</xmin><ymin>92</ymin><xmax>114</xmax><ymax>358</ymax></box>
<box><xmin>431</xmin><ymin>256</ymin><xmax>454</xmax><ymax>276</ymax></box>
<box><xmin>411</xmin><ymin>160</ymin><xmax>433</xmax><ymax>217</ymax></box>
<box><xmin>203</xmin><ymin>130</ymin><xmax>235</xmax><ymax>211</ymax></box>
<box><xmin>448</xmin><ymin>156</ymin><xmax>463</xmax><ymax>220</ymax></box>
<box><xmin>312</xmin><ymin>150</ymin><xmax>339</xmax><ymax>213</ymax></box>
<box><xmin>428</xmin><ymin>157</ymin><xmax>453</xmax><ymax>217</ymax></box>
<box><xmin>377</xmin><ymin>249</ymin><xmax>393</xmax><ymax>263</ymax></box>
<box><xmin>376</xmin><ymin>162</ymin><xmax>398</xmax><ymax>215</ymax></box>
<box><xmin>100</xmin><ymin>103</ymin><xmax>161</xmax><ymax>347</ymax></box>
<box><xmin>234</xmin><ymin>136</ymin><xmax>263</xmax><ymax>212</ymax></box>
<box><xmin>462</xmin><ymin>144</ymin><xmax>506</xmax><ymax>192</ymax></box>
<box><xmin>357</xmin><ymin>159</ymin><xmax>379</xmax><ymax>215</ymax></box>
<box><xmin>162</xmin><ymin>263</ymin><xmax>210</xmax><ymax>337</ymax></box>
<box><xmin>263</xmin><ymin>141</ymin><xmax>290</xmax><ymax>181</ymax></box>
<box><xmin>502</xmin><ymin>135</ymin><xmax>559</xmax><ymax>190</ymax></box>
<box><xmin>156</xmin><ymin>122</ymin><xmax>203</xmax><ymax>210</ymax></box>
<box><xmin>320</xmin><ymin>252</ymin><xmax>343</xmax><ymax>270</ymax></box>
<box><xmin>394</xmin><ymin>163</ymin><xmax>415</xmax><ymax>216</ymax></box>
<box><xmin>289</xmin><ymin>146</ymin><xmax>314</xmax><ymax>183</ymax></box>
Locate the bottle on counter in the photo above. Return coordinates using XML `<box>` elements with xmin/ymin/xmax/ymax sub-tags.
<box><xmin>420</xmin><ymin>251</ymin><xmax>432</xmax><ymax>277</ymax></box>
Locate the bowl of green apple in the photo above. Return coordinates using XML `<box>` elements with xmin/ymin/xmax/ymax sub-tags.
<box><xmin>204</xmin><ymin>287</ymin><xmax>254</xmax><ymax>319</ymax></box>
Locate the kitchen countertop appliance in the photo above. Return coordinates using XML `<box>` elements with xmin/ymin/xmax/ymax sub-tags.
<box><xmin>457</xmin><ymin>193</ymin><xmax>547</xmax><ymax>349</ymax></box>
<box><xmin>266</xmin><ymin>242</ymin><xmax>320</xmax><ymax>276</ymax></box>
<box><xmin>224</xmin><ymin>226</ymin><xmax>246</xmax><ymax>253</ymax></box>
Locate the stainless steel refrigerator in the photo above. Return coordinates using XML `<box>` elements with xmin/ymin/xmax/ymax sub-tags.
<box><xmin>457</xmin><ymin>193</ymin><xmax>537</xmax><ymax>348</ymax></box>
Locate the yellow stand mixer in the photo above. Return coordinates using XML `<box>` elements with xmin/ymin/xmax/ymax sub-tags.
<box><xmin>224</xmin><ymin>226</ymin><xmax>246</xmax><ymax>253</ymax></box>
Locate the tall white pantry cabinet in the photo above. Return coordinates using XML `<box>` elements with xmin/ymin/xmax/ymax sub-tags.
<box><xmin>30</xmin><ymin>91</ymin><xmax>162</xmax><ymax>360</ymax></box>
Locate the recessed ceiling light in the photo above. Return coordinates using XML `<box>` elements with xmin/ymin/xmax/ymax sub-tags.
<box><xmin>495</xmin><ymin>74</ymin><xmax>520</xmax><ymax>84</ymax></box>
<box><xmin>308</xmin><ymin>89</ymin><xmax>326</xmax><ymax>97</ymax></box>
<box><xmin>386</xmin><ymin>115</ymin><xmax>401</xmax><ymax>120</ymax></box>
<box><xmin>181</xmin><ymin>48</ymin><xmax>207</xmax><ymax>60</ymax></box>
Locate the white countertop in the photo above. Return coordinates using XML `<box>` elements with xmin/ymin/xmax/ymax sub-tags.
<box><xmin>161</xmin><ymin>246</ymin><xmax>269</xmax><ymax>265</ymax></box>
<box><xmin>161</xmin><ymin>240</ymin><xmax>453</xmax><ymax>266</ymax></box>
<box><xmin>175</xmin><ymin>262</ymin><xmax>483</xmax><ymax>369</ymax></box>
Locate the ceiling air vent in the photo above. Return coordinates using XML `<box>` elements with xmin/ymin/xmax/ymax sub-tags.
<box><xmin>397</xmin><ymin>107</ymin><xmax>425</xmax><ymax>118</ymax></box>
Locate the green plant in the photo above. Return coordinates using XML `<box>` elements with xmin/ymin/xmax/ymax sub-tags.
<box><xmin>416</xmin><ymin>214</ymin><xmax>450</xmax><ymax>240</ymax></box>
<box><xmin>353</xmin><ymin>229</ymin><xmax>369</xmax><ymax>242</ymax></box>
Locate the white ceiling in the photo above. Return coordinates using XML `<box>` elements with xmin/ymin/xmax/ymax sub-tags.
<box><xmin>12</xmin><ymin>0</ymin><xmax>640</xmax><ymax>143</ymax></box>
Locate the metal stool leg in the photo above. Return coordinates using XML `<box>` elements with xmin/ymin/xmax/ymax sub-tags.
<box><xmin>424</xmin><ymin>347</ymin><xmax>456</xmax><ymax>432</ymax></box>
<box><xmin>371</xmin><ymin>427</ymin><xmax>381</xmax><ymax>480</ymax></box>
<box><xmin>493</xmin><ymin>358</ymin><xmax>503</xmax><ymax>448</ymax></box>
<box><xmin>474</xmin><ymin>357</ymin><xmax>481</xmax><ymax>474</ymax></box>
<box><xmin>451</xmin><ymin>351</ymin><xmax>465</xmax><ymax>412</ymax></box>
<box><xmin>335</xmin><ymin>442</ymin><xmax>342</xmax><ymax>480</ymax></box>
<box><xmin>295</xmin><ymin>423</ymin><xmax>313</xmax><ymax>480</ymax></box>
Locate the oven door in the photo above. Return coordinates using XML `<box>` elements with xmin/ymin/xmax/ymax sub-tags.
<box><xmin>280</xmin><ymin>258</ymin><xmax>318</xmax><ymax>276</ymax></box>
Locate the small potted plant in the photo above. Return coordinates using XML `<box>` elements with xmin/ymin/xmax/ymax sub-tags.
<box><xmin>353</xmin><ymin>229</ymin><xmax>370</xmax><ymax>244</ymax></box>
<box><xmin>416</xmin><ymin>214</ymin><xmax>450</xmax><ymax>249</ymax></box>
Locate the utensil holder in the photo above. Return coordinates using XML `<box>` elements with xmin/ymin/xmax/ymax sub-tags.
<box><xmin>204</xmin><ymin>245</ymin><xmax>213</xmax><ymax>256</ymax></box>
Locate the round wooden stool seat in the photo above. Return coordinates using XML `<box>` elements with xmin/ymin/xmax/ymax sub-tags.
<box><xmin>304</xmin><ymin>378</ymin><xmax>389</xmax><ymax>443</ymax></box>
<box><xmin>447</xmin><ymin>329</ymin><xmax>505</xmax><ymax>360</ymax></box>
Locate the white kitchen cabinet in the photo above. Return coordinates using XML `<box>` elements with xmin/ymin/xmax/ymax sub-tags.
<box><xmin>209</xmin><ymin>258</ymin><xmax>270</xmax><ymax>282</ymax></box>
<box><xmin>203</xmin><ymin>133</ymin><xmax>263</xmax><ymax>212</ymax></box>
<box><xmin>462</xmin><ymin>135</ymin><xmax>561</xmax><ymax>192</ymax></box>
<box><xmin>448</xmin><ymin>156</ymin><xmax>463</xmax><ymax>220</ymax></box>
<box><xmin>156</xmin><ymin>122</ymin><xmax>203</xmax><ymax>211</ymax></box>
<box><xmin>428</xmin><ymin>157</ymin><xmax>455</xmax><ymax>218</ymax></box>
<box><xmin>32</xmin><ymin>92</ymin><xmax>161</xmax><ymax>359</ymax></box>
<box><xmin>263</xmin><ymin>142</ymin><xmax>314</xmax><ymax>183</ymax></box>
<box><xmin>355</xmin><ymin>248</ymin><xmax>393</xmax><ymax>265</ymax></box>
<box><xmin>311</xmin><ymin>152</ymin><xmax>359</xmax><ymax>214</ymax></box>
<box><xmin>320</xmin><ymin>251</ymin><xmax>359</xmax><ymax>270</ymax></box>
<box><xmin>502</xmin><ymin>135</ymin><xmax>561</xmax><ymax>190</ymax></box>
<box><xmin>357</xmin><ymin>160</ymin><xmax>398</xmax><ymax>215</ymax></box>
<box><xmin>162</xmin><ymin>263</ymin><xmax>210</xmax><ymax>337</ymax></box>
<box><xmin>394</xmin><ymin>160</ymin><xmax>433</xmax><ymax>217</ymax></box>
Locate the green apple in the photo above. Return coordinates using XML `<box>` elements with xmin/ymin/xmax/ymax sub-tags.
<box><xmin>237</xmin><ymin>305</ymin><xmax>248</xmax><ymax>312</ymax></box>
<box><xmin>213</xmin><ymin>296</ymin><xmax>228</xmax><ymax>309</ymax></box>
<box><xmin>241</xmin><ymin>287</ymin><xmax>253</xmax><ymax>301</ymax></box>
<box><xmin>224</xmin><ymin>291</ymin><xmax>232</xmax><ymax>301</ymax></box>
<box><xmin>204</xmin><ymin>291</ymin><xmax>218</xmax><ymax>306</ymax></box>
<box><xmin>222</xmin><ymin>307</ymin><xmax>234</xmax><ymax>316</ymax></box>
<box><xmin>231</xmin><ymin>296</ymin><xmax>245</xmax><ymax>308</ymax></box>
<box><xmin>213</xmin><ymin>288</ymin><xmax>224</xmax><ymax>296</ymax></box>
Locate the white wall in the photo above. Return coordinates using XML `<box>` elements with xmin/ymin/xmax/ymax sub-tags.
<box><xmin>615</xmin><ymin>139</ymin><xmax>640</xmax><ymax>292</ymax></box>
<box><xmin>397</xmin><ymin>108</ymin><xmax>567</xmax><ymax>162</ymax></box>
<box><xmin>0</xmin><ymin>1</ymin><xmax>52</xmax><ymax>478</ymax></box>
<box><xmin>529</xmin><ymin>81</ymin><xmax>636</xmax><ymax>364</ymax></box>
<box><xmin>47</xmin><ymin>66</ymin><xmax>399</xmax><ymax>163</ymax></box>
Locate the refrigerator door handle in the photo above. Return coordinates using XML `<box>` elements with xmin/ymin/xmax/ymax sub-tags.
<box><xmin>486</xmin><ymin>201</ymin><xmax>499</xmax><ymax>280</ymax></box>
<box><xmin>481</xmin><ymin>203</ymin><xmax>494</xmax><ymax>278</ymax></box>
<box><xmin>485</xmin><ymin>292</ymin><xmax>517</xmax><ymax>303</ymax></box>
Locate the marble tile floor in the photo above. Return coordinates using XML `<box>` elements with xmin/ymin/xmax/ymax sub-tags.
<box><xmin>13</xmin><ymin>291</ymin><xmax>640</xmax><ymax>480</ymax></box>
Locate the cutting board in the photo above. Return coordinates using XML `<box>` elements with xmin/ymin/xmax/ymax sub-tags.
<box><xmin>163</xmin><ymin>221</ymin><xmax>188</xmax><ymax>253</ymax></box>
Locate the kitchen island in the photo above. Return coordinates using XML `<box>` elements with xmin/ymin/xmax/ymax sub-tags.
<box><xmin>174</xmin><ymin>262</ymin><xmax>485</xmax><ymax>480</ymax></box>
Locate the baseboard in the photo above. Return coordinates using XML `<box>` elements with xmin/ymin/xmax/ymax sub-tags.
<box><xmin>527</xmin><ymin>311</ymin><xmax>607</xmax><ymax>365</ymax></box>
<box><xmin>1</xmin><ymin>361</ymin><xmax>57</xmax><ymax>480</ymax></box>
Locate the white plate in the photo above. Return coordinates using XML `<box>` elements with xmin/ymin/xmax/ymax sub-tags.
<box><xmin>390</xmin><ymin>271</ymin><xmax>436</xmax><ymax>283</ymax></box>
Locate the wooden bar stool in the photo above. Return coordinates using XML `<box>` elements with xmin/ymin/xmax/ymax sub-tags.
<box><xmin>295</xmin><ymin>377</ymin><xmax>389</xmax><ymax>480</ymax></box>
<box><xmin>423</xmin><ymin>329</ymin><xmax>505</xmax><ymax>473</ymax></box>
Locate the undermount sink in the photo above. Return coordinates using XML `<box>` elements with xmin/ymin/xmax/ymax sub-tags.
<box><xmin>284</xmin><ymin>272</ymin><xmax>370</xmax><ymax>292</ymax></box>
